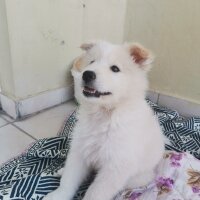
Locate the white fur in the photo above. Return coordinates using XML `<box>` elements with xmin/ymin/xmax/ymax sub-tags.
<box><xmin>44</xmin><ymin>41</ymin><xmax>164</xmax><ymax>200</ymax></box>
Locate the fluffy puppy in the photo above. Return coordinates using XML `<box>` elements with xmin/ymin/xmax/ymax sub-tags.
<box><xmin>44</xmin><ymin>41</ymin><xmax>164</xmax><ymax>200</ymax></box>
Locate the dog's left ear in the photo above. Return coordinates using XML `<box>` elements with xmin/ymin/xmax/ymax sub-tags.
<box><xmin>72</xmin><ymin>56</ymin><xmax>83</xmax><ymax>72</ymax></box>
<box><xmin>80</xmin><ymin>42</ymin><xmax>95</xmax><ymax>51</ymax></box>
<box><xmin>128</xmin><ymin>43</ymin><xmax>154</xmax><ymax>70</ymax></box>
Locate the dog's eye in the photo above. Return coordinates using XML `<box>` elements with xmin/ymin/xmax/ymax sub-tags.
<box><xmin>110</xmin><ymin>65</ymin><xmax>120</xmax><ymax>72</ymax></box>
<box><xmin>90</xmin><ymin>60</ymin><xmax>95</xmax><ymax>64</ymax></box>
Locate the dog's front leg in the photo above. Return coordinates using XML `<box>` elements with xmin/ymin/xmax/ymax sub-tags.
<box><xmin>83</xmin><ymin>167</ymin><xmax>130</xmax><ymax>200</ymax></box>
<box><xmin>43</xmin><ymin>149</ymin><xmax>89</xmax><ymax>200</ymax></box>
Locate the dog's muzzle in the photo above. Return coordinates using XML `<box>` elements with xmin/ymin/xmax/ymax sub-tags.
<box><xmin>83</xmin><ymin>86</ymin><xmax>111</xmax><ymax>98</ymax></box>
<box><xmin>82</xmin><ymin>71</ymin><xmax>96</xmax><ymax>84</ymax></box>
<box><xmin>82</xmin><ymin>70</ymin><xmax>111</xmax><ymax>98</ymax></box>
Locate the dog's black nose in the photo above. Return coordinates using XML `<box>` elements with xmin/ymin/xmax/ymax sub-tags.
<box><xmin>82</xmin><ymin>71</ymin><xmax>96</xmax><ymax>83</ymax></box>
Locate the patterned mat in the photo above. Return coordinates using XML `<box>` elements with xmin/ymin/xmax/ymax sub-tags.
<box><xmin>0</xmin><ymin>100</ymin><xmax>200</xmax><ymax>200</ymax></box>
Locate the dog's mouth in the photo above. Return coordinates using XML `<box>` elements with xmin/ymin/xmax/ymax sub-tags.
<box><xmin>83</xmin><ymin>86</ymin><xmax>111</xmax><ymax>98</ymax></box>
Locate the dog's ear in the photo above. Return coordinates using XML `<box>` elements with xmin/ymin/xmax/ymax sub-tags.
<box><xmin>72</xmin><ymin>56</ymin><xmax>84</xmax><ymax>72</ymax></box>
<box><xmin>73</xmin><ymin>41</ymin><xmax>96</xmax><ymax>71</ymax></box>
<box><xmin>80</xmin><ymin>42</ymin><xmax>95</xmax><ymax>51</ymax></box>
<box><xmin>128</xmin><ymin>43</ymin><xmax>154</xmax><ymax>70</ymax></box>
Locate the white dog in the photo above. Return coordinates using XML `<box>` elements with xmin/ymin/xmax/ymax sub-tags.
<box><xmin>44</xmin><ymin>41</ymin><xmax>164</xmax><ymax>200</ymax></box>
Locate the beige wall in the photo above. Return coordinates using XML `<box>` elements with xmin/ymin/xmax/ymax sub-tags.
<box><xmin>0</xmin><ymin>0</ymin><xmax>14</xmax><ymax>97</ymax></box>
<box><xmin>125</xmin><ymin>0</ymin><xmax>200</xmax><ymax>104</ymax></box>
<box><xmin>1</xmin><ymin>0</ymin><xmax>200</xmax><ymax>104</ymax></box>
<box><xmin>2</xmin><ymin>0</ymin><xmax>126</xmax><ymax>99</ymax></box>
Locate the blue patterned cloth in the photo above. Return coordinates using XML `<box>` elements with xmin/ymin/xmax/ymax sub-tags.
<box><xmin>0</xmin><ymin>100</ymin><xmax>199</xmax><ymax>200</ymax></box>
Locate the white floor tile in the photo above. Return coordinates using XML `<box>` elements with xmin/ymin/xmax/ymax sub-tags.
<box><xmin>0</xmin><ymin>125</ymin><xmax>34</xmax><ymax>165</ymax></box>
<box><xmin>0</xmin><ymin>117</ymin><xmax>8</xmax><ymax>127</ymax></box>
<box><xmin>14</xmin><ymin>100</ymin><xmax>77</xmax><ymax>139</ymax></box>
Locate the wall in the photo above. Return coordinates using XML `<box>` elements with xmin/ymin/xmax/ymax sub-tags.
<box><xmin>3</xmin><ymin>0</ymin><xmax>126</xmax><ymax>100</ymax></box>
<box><xmin>0</xmin><ymin>0</ymin><xmax>15</xmax><ymax>97</ymax></box>
<box><xmin>1</xmin><ymin>0</ymin><xmax>200</xmax><ymax>105</ymax></box>
<box><xmin>125</xmin><ymin>0</ymin><xmax>200</xmax><ymax>104</ymax></box>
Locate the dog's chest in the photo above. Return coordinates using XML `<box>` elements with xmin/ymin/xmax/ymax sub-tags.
<box><xmin>77</xmin><ymin>113</ymin><xmax>114</xmax><ymax>168</ymax></box>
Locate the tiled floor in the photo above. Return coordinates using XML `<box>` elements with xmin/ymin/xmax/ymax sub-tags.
<box><xmin>0</xmin><ymin>100</ymin><xmax>76</xmax><ymax>166</ymax></box>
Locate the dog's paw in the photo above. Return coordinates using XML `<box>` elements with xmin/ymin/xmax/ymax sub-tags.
<box><xmin>43</xmin><ymin>190</ymin><xmax>66</xmax><ymax>200</ymax></box>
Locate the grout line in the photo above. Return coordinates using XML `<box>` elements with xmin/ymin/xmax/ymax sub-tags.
<box><xmin>0</xmin><ymin>112</ymin><xmax>15</xmax><ymax>123</ymax></box>
<box><xmin>0</xmin><ymin>121</ymin><xmax>12</xmax><ymax>128</ymax></box>
<box><xmin>0</xmin><ymin>114</ymin><xmax>37</xmax><ymax>141</ymax></box>
<box><xmin>11</xmin><ymin>123</ymin><xmax>37</xmax><ymax>141</ymax></box>
<box><xmin>0</xmin><ymin>100</ymin><xmax>76</xmax><ymax>140</ymax></box>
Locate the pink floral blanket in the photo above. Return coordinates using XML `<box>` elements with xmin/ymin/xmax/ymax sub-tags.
<box><xmin>116</xmin><ymin>151</ymin><xmax>200</xmax><ymax>200</ymax></box>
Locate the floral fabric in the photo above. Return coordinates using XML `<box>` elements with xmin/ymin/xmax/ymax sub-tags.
<box><xmin>115</xmin><ymin>151</ymin><xmax>200</xmax><ymax>200</ymax></box>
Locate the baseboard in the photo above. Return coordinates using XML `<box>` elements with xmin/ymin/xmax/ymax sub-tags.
<box><xmin>146</xmin><ymin>91</ymin><xmax>200</xmax><ymax>117</ymax></box>
<box><xmin>1</xmin><ymin>88</ymin><xmax>199</xmax><ymax>119</ymax></box>
<box><xmin>0</xmin><ymin>86</ymin><xmax>73</xmax><ymax>119</ymax></box>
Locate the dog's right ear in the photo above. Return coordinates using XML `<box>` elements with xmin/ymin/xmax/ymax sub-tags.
<box><xmin>80</xmin><ymin>42</ymin><xmax>95</xmax><ymax>51</ymax></box>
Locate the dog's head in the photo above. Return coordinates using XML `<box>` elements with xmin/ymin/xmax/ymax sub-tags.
<box><xmin>71</xmin><ymin>41</ymin><xmax>153</xmax><ymax>107</ymax></box>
